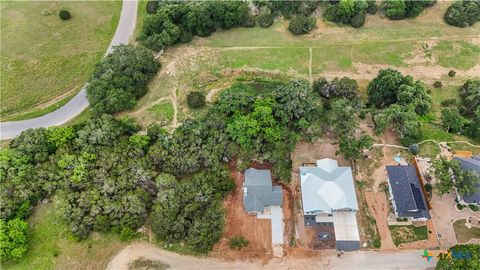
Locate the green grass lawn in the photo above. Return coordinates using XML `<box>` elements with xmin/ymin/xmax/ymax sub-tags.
<box><xmin>148</xmin><ymin>100</ymin><xmax>174</xmax><ymax>125</ymax></box>
<box><xmin>1</xmin><ymin>1</ymin><xmax>121</xmax><ymax>120</ymax></box>
<box><xmin>3</xmin><ymin>200</ymin><xmax>125</xmax><ymax>270</ymax></box>
<box><xmin>434</xmin><ymin>40</ymin><xmax>480</xmax><ymax>70</ymax></box>
<box><xmin>453</xmin><ymin>219</ymin><xmax>480</xmax><ymax>243</ymax></box>
<box><xmin>389</xmin><ymin>225</ymin><xmax>429</xmax><ymax>246</ymax></box>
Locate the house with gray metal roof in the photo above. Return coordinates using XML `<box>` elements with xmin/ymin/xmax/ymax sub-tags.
<box><xmin>386</xmin><ymin>165</ymin><xmax>431</xmax><ymax>221</ymax></box>
<box><xmin>300</xmin><ymin>158</ymin><xmax>360</xmax><ymax>252</ymax></box>
<box><xmin>453</xmin><ymin>156</ymin><xmax>480</xmax><ymax>205</ymax></box>
<box><xmin>243</xmin><ymin>168</ymin><xmax>283</xmax><ymax>213</ymax></box>
<box><xmin>243</xmin><ymin>168</ymin><xmax>284</xmax><ymax>249</ymax></box>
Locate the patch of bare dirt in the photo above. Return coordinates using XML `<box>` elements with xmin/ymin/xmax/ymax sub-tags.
<box><xmin>365</xmin><ymin>192</ymin><xmax>396</xmax><ymax>250</ymax></box>
<box><xmin>210</xmin><ymin>161</ymin><xmax>274</xmax><ymax>263</ymax></box>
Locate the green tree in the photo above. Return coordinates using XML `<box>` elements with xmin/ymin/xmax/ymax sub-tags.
<box><xmin>337</xmin><ymin>134</ymin><xmax>373</xmax><ymax>161</ymax></box>
<box><xmin>288</xmin><ymin>15</ymin><xmax>316</xmax><ymax>35</ymax></box>
<box><xmin>10</xmin><ymin>128</ymin><xmax>54</xmax><ymax>163</ymax></box>
<box><xmin>459</xmin><ymin>79</ymin><xmax>480</xmax><ymax>116</ymax></box>
<box><xmin>330</xmin><ymin>99</ymin><xmax>358</xmax><ymax>138</ymax></box>
<box><xmin>441</xmin><ymin>108</ymin><xmax>465</xmax><ymax>133</ymax></box>
<box><xmin>455</xmin><ymin>170</ymin><xmax>480</xmax><ymax>197</ymax></box>
<box><xmin>0</xmin><ymin>218</ymin><xmax>29</xmax><ymax>261</ymax></box>
<box><xmin>433</xmin><ymin>157</ymin><xmax>457</xmax><ymax>195</ymax></box>
<box><xmin>444</xmin><ymin>0</ymin><xmax>480</xmax><ymax>27</ymax></box>
<box><xmin>86</xmin><ymin>45</ymin><xmax>160</xmax><ymax>115</ymax></box>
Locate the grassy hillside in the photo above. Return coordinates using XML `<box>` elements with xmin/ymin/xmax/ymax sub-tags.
<box><xmin>1</xmin><ymin>1</ymin><xmax>121</xmax><ymax>120</ymax></box>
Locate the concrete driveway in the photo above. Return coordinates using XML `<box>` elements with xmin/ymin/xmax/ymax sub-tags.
<box><xmin>430</xmin><ymin>192</ymin><xmax>480</xmax><ymax>248</ymax></box>
<box><xmin>0</xmin><ymin>0</ymin><xmax>138</xmax><ymax>140</ymax></box>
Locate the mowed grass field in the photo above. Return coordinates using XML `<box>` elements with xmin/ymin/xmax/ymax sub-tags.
<box><xmin>131</xmin><ymin>1</ymin><xmax>479</xmax><ymax>142</ymax></box>
<box><xmin>2</xmin><ymin>201</ymin><xmax>125</xmax><ymax>270</ymax></box>
<box><xmin>1</xmin><ymin>1</ymin><xmax>121</xmax><ymax>120</ymax></box>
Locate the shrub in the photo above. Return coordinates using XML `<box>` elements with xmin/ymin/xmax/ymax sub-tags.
<box><xmin>444</xmin><ymin>0</ymin><xmax>480</xmax><ymax>27</ymax></box>
<box><xmin>424</xmin><ymin>183</ymin><xmax>433</xmax><ymax>193</ymax></box>
<box><xmin>187</xmin><ymin>91</ymin><xmax>206</xmax><ymax>109</ymax></box>
<box><xmin>0</xmin><ymin>218</ymin><xmax>29</xmax><ymax>261</ymax></box>
<box><xmin>146</xmin><ymin>1</ymin><xmax>159</xmax><ymax>14</ymax></box>
<box><xmin>118</xmin><ymin>227</ymin><xmax>137</xmax><ymax>242</ymax></box>
<box><xmin>441</xmin><ymin>98</ymin><xmax>457</xmax><ymax>107</ymax></box>
<box><xmin>448</xmin><ymin>70</ymin><xmax>456</xmax><ymax>77</ymax></box>
<box><xmin>257</xmin><ymin>13</ymin><xmax>274</xmax><ymax>28</ymax></box>
<box><xmin>469</xmin><ymin>204</ymin><xmax>479</xmax><ymax>211</ymax></box>
<box><xmin>366</xmin><ymin>0</ymin><xmax>378</xmax><ymax>14</ymax></box>
<box><xmin>228</xmin><ymin>236</ymin><xmax>249</xmax><ymax>250</ymax></box>
<box><xmin>242</xmin><ymin>14</ymin><xmax>256</xmax><ymax>28</ymax></box>
<box><xmin>351</xmin><ymin>12</ymin><xmax>366</xmax><ymax>28</ymax></box>
<box><xmin>457</xmin><ymin>203</ymin><xmax>465</xmax><ymax>210</ymax></box>
<box><xmin>409</xmin><ymin>143</ymin><xmax>420</xmax><ymax>155</ymax></box>
<box><xmin>288</xmin><ymin>15</ymin><xmax>316</xmax><ymax>34</ymax></box>
<box><xmin>433</xmin><ymin>81</ymin><xmax>443</xmax><ymax>88</ymax></box>
<box><xmin>59</xmin><ymin>10</ymin><xmax>71</xmax><ymax>20</ymax></box>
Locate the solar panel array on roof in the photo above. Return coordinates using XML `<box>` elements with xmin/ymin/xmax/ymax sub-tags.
<box><xmin>410</xmin><ymin>183</ymin><xmax>426</xmax><ymax>210</ymax></box>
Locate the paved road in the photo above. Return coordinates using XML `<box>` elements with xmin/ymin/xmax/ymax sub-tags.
<box><xmin>0</xmin><ymin>0</ymin><xmax>138</xmax><ymax>140</ymax></box>
<box><xmin>107</xmin><ymin>243</ymin><xmax>438</xmax><ymax>270</ymax></box>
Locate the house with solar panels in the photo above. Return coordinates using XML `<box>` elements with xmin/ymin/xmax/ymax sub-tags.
<box><xmin>386</xmin><ymin>165</ymin><xmax>431</xmax><ymax>222</ymax></box>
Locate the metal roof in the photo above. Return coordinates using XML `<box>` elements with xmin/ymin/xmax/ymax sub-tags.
<box><xmin>243</xmin><ymin>168</ymin><xmax>283</xmax><ymax>212</ymax></box>
<box><xmin>386</xmin><ymin>165</ymin><xmax>431</xmax><ymax>219</ymax></box>
<box><xmin>300</xmin><ymin>159</ymin><xmax>358</xmax><ymax>214</ymax></box>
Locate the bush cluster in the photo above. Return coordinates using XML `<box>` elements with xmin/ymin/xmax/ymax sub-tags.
<box><xmin>324</xmin><ymin>0</ymin><xmax>369</xmax><ymax>28</ymax></box>
<box><xmin>381</xmin><ymin>0</ymin><xmax>436</xmax><ymax>20</ymax></box>
<box><xmin>444</xmin><ymin>0</ymin><xmax>480</xmax><ymax>27</ymax></box>
<box><xmin>86</xmin><ymin>45</ymin><xmax>160</xmax><ymax>115</ymax></box>
<box><xmin>288</xmin><ymin>15</ymin><xmax>316</xmax><ymax>35</ymax></box>
<box><xmin>187</xmin><ymin>91</ymin><xmax>206</xmax><ymax>109</ymax></box>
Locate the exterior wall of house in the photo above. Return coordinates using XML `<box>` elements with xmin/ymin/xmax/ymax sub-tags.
<box><xmin>387</xmin><ymin>177</ymin><xmax>399</xmax><ymax>218</ymax></box>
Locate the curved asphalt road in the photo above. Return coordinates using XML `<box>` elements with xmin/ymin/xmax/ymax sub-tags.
<box><xmin>0</xmin><ymin>0</ymin><xmax>138</xmax><ymax>140</ymax></box>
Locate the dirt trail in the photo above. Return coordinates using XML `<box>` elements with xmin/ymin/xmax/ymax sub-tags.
<box><xmin>365</xmin><ymin>192</ymin><xmax>396</xmax><ymax>250</ymax></box>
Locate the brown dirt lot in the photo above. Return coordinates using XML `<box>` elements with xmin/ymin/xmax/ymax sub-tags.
<box><xmin>211</xmin><ymin>161</ymin><xmax>295</xmax><ymax>262</ymax></box>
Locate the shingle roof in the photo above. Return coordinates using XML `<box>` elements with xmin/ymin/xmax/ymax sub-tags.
<box><xmin>300</xmin><ymin>159</ymin><xmax>358</xmax><ymax>214</ymax></box>
<box><xmin>454</xmin><ymin>156</ymin><xmax>480</xmax><ymax>204</ymax></box>
<box><xmin>243</xmin><ymin>168</ymin><xmax>283</xmax><ymax>212</ymax></box>
<box><xmin>386</xmin><ymin>165</ymin><xmax>430</xmax><ymax>219</ymax></box>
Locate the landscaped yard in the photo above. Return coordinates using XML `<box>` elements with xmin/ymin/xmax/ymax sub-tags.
<box><xmin>389</xmin><ymin>225</ymin><xmax>429</xmax><ymax>246</ymax></box>
<box><xmin>2</xmin><ymin>201</ymin><xmax>125</xmax><ymax>270</ymax></box>
<box><xmin>0</xmin><ymin>1</ymin><xmax>121</xmax><ymax>120</ymax></box>
<box><xmin>453</xmin><ymin>219</ymin><xmax>480</xmax><ymax>243</ymax></box>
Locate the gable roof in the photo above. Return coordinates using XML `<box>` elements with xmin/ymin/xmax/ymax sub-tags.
<box><xmin>386</xmin><ymin>165</ymin><xmax>430</xmax><ymax>219</ymax></box>
<box><xmin>243</xmin><ymin>168</ymin><xmax>283</xmax><ymax>212</ymax></box>
<box><xmin>454</xmin><ymin>156</ymin><xmax>480</xmax><ymax>204</ymax></box>
<box><xmin>300</xmin><ymin>159</ymin><xmax>358</xmax><ymax>214</ymax></box>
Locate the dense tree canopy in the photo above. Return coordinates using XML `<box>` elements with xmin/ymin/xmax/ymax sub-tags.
<box><xmin>381</xmin><ymin>0</ymin><xmax>436</xmax><ymax>20</ymax></box>
<box><xmin>140</xmin><ymin>1</ymin><xmax>250</xmax><ymax>50</ymax></box>
<box><xmin>86</xmin><ymin>45</ymin><xmax>160</xmax><ymax>115</ymax></box>
<box><xmin>374</xmin><ymin>105</ymin><xmax>421</xmax><ymax>145</ymax></box>
<box><xmin>324</xmin><ymin>0</ymin><xmax>369</xmax><ymax>28</ymax></box>
<box><xmin>313</xmin><ymin>76</ymin><xmax>359</xmax><ymax>102</ymax></box>
<box><xmin>0</xmin><ymin>218</ymin><xmax>29</xmax><ymax>261</ymax></box>
<box><xmin>444</xmin><ymin>0</ymin><xmax>480</xmax><ymax>27</ymax></box>
<box><xmin>151</xmin><ymin>168</ymin><xmax>234</xmax><ymax>252</ymax></box>
<box><xmin>368</xmin><ymin>69</ymin><xmax>432</xmax><ymax>115</ymax></box>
